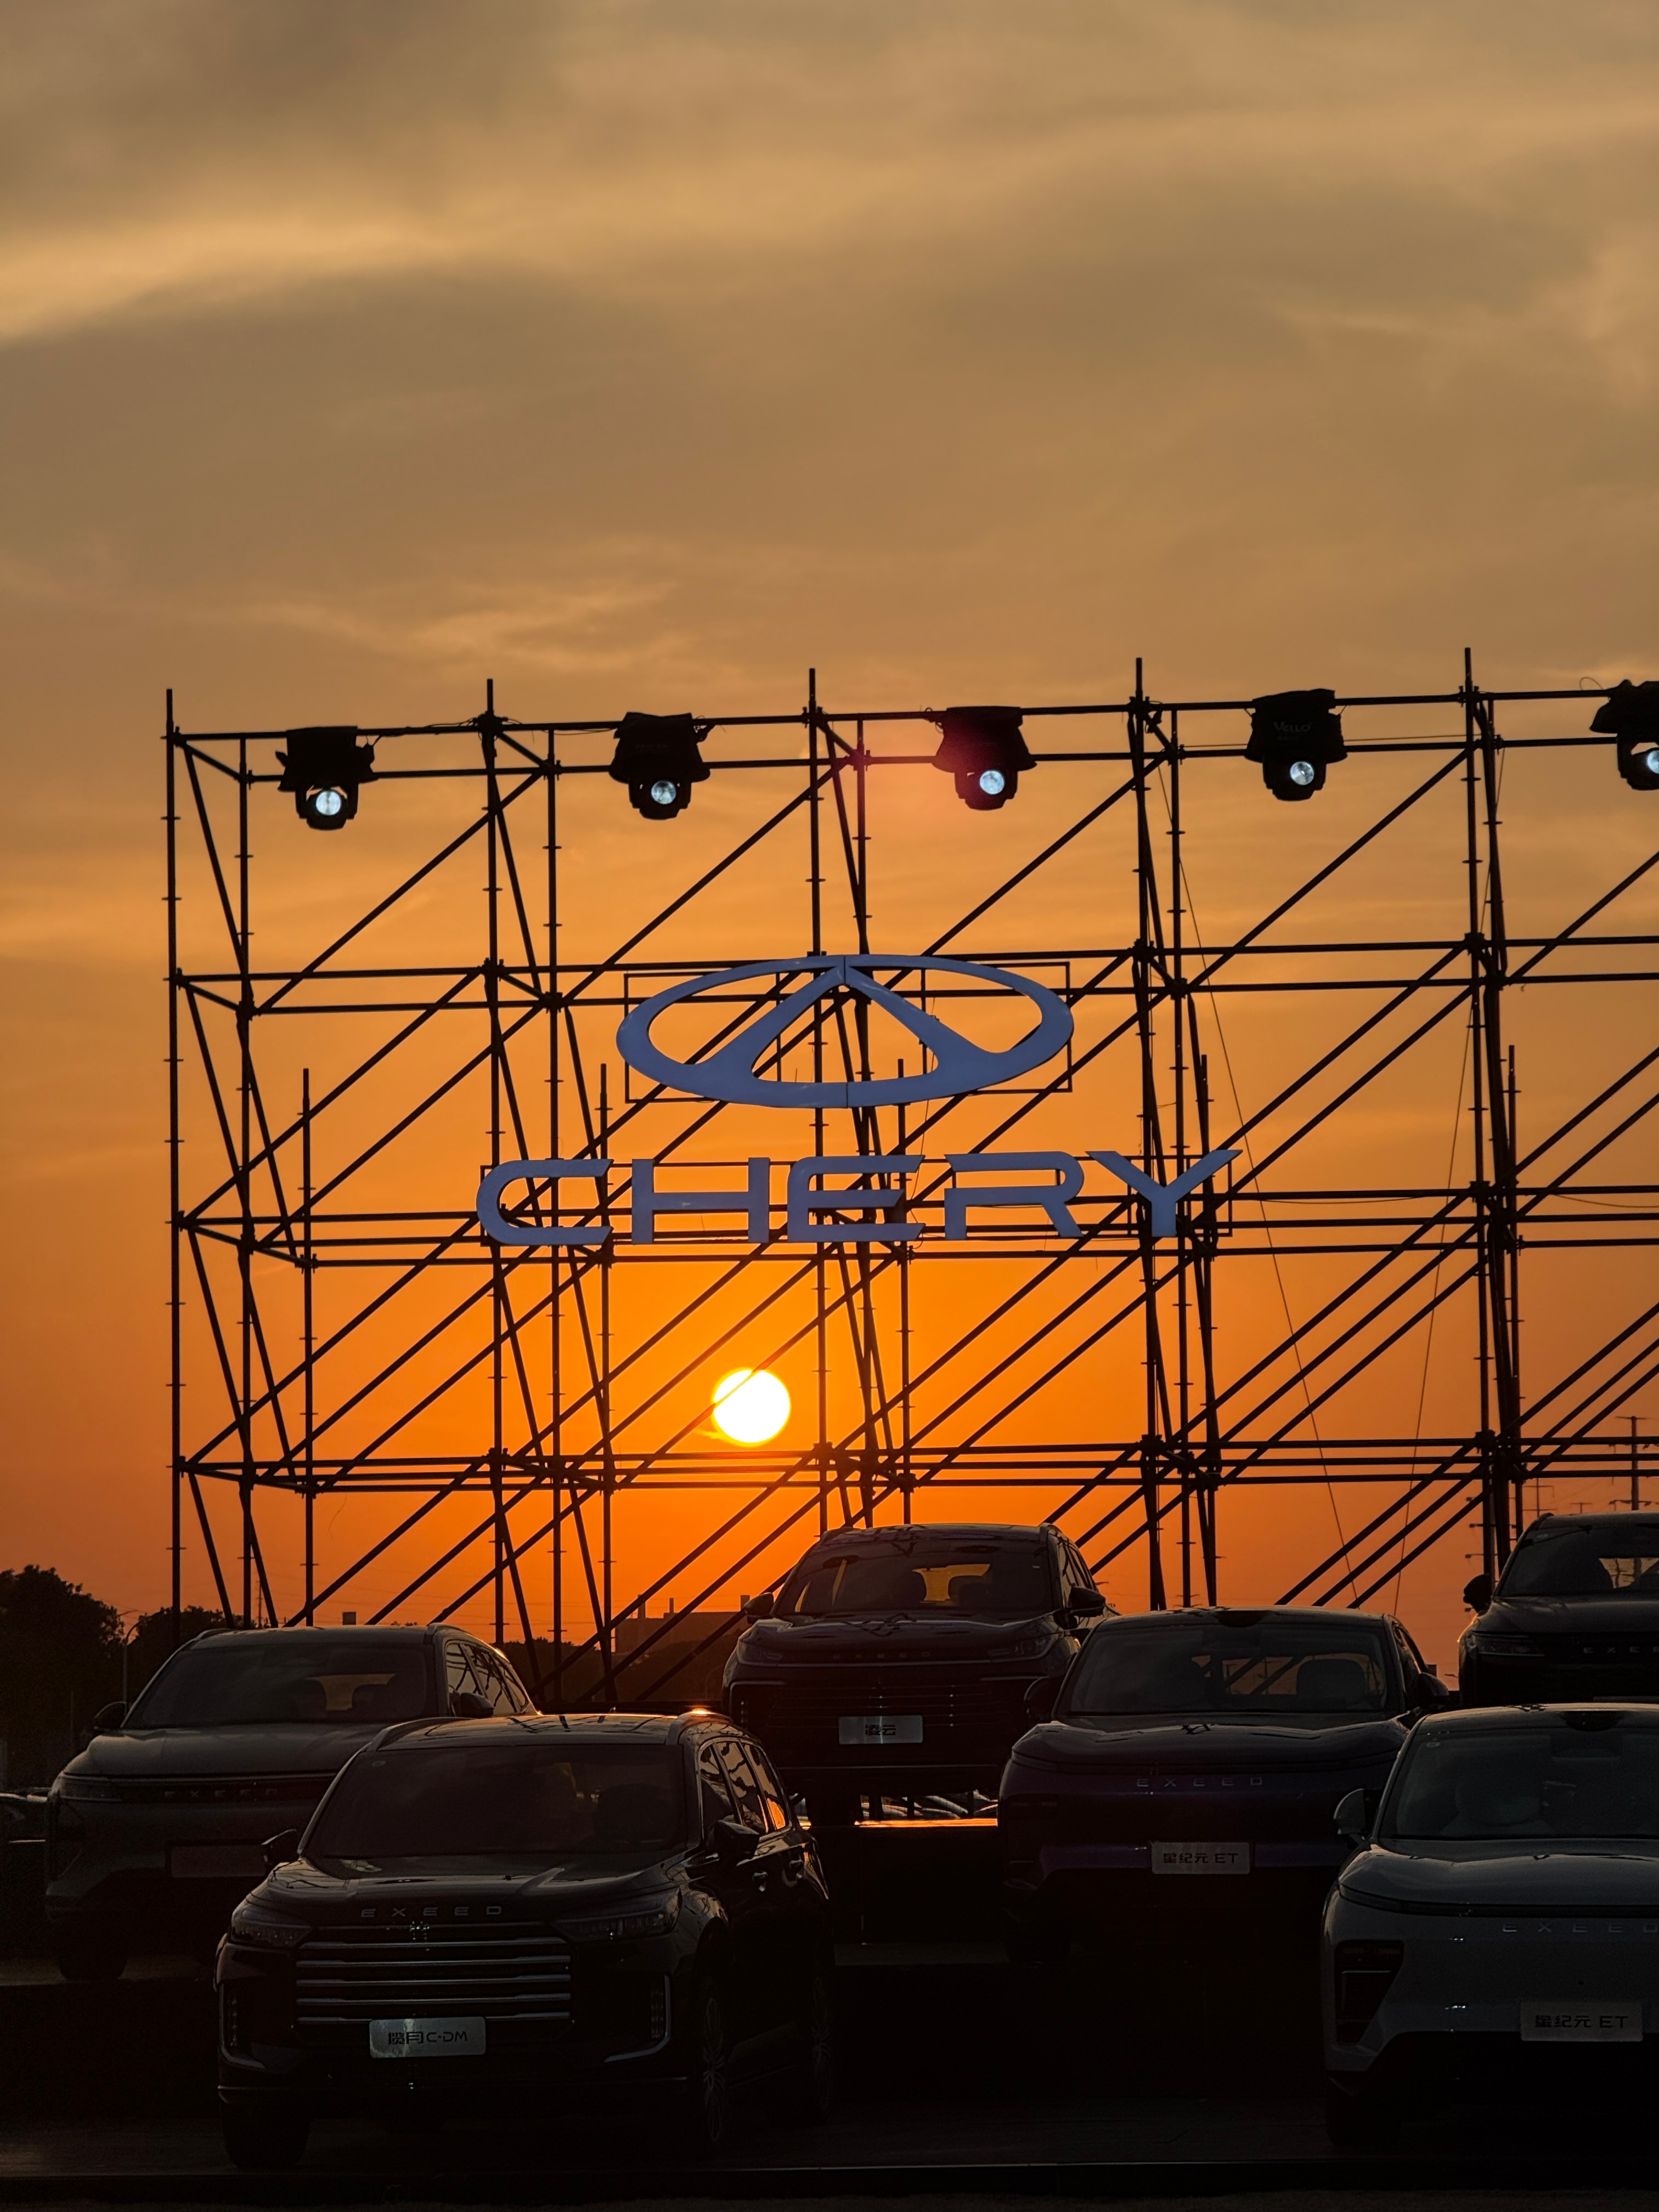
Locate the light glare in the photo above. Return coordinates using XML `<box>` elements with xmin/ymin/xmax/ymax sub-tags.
<box><xmin>712</xmin><ymin>1367</ymin><xmax>790</xmax><ymax>1443</ymax></box>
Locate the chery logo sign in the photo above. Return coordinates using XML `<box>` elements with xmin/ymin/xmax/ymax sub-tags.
<box><xmin>477</xmin><ymin>955</ymin><xmax>1235</xmax><ymax>1247</ymax></box>
<box><xmin>615</xmin><ymin>953</ymin><xmax>1074</xmax><ymax>1108</ymax></box>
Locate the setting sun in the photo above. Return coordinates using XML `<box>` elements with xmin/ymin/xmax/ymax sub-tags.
<box><xmin>711</xmin><ymin>1368</ymin><xmax>791</xmax><ymax>1444</ymax></box>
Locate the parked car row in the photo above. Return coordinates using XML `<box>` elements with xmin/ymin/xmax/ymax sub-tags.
<box><xmin>40</xmin><ymin>1509</ymin><xmax>1659</xmax><ymax>2163</ymax></box>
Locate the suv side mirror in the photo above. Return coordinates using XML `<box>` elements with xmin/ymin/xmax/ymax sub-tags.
<box><xmin>450</xmin><ymin>1691</ymin><xmax>493</xmax><ymax>1719</ymax></box>
<box><xmin>712</xmin><ymin>1815</ymin><xmax>752</xmax><ymax>1865</ymax></box>
<box><xmin>1024</xmin><ymin>1676</ymin><xmax>1060</xmax><ymax>1723</ymax></box>
<box><xmin>742</xmin><ymin>1592</ymin><xmax>775</xmax><ymax>1622</ymax></box>
<box><xmin>1463</xmin><ymin>1572</ymin><xmax>1493</xmax><ymax>1612</ymax></box>
<box><xmin>91</xmin><ymin>1701</ymin><xmax>128</xmax><ymax>1734</ymax></box>
<box><xmin>262</xmin><ymin>1828</ymin><xmax>301</xmax><ymax>1870</ymax></box>
<box><xmin>1063</xmin><ymin>1589</ymin><xmax>1107</xmax><ymax>1620</ymax></box>
<box><xmin>1333</xmin><ymin>1788</ymin><xmax>1370</xmax><ymax>1846</ymax></box>
<box><xmin>1412</xmin><ymin>1669</ymin><xmax>1449</xmax><ymax>1708</ymax></box>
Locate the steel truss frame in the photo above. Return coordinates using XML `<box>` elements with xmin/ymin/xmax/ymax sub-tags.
<box><xmin>165</xmin><ymin>659</ymin><xmax>1659</xmax><ymax>1694</ymax></box>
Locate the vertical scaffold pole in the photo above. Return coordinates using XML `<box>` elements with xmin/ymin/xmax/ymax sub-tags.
<box><xmin>166</xmin><ymin>692</ymin><xmax>182</xmax><ymax>1644</ymax></box>
<box><xmin>302</xmin><ymin>1066</ymin><xmax>314</xmax><ymax>1624</ymax></box>
<box><xmin>1130</xmin><ymin>659</ymin><xmax>1168</xmax><ymax>1610</ymax></box>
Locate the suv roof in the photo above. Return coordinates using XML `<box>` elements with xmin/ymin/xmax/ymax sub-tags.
<box><xmin>1107</xmin><ymin>1605</ymin><xmax>1394</xmax><ymax>1627</ymax></box>
<box><xmin>797</xmin><ymin>1522</ymin><xmax>1057</xmax><ymax>1549</ymax></box>
<box><xmin>184</xmin><ymin>1624</ymin><xmax>440</xmax><ymax>1650</ymax></box>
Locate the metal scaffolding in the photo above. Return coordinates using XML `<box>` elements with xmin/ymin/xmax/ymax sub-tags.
<box><xmin>165</xmin><ymin>658</ymin><xmax>1659</xmax><ymax>1695</ymax></box>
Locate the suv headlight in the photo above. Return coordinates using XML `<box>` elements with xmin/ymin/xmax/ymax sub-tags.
<box><xmin>228</xmin><ymin>1899</ymin><xmax>311</xmax><ymax>1950</ymax></box>
<box><xmin>51</xmin><ymin>1775</ymin><xmax>119</xmax><ymax>1803</ymax></box>
<box><xmin>556</xmin><ymin>1895</ymin><xmax>680</xmax><ymax>1942</ymax></box>
<box><xmin>1466</xmin><ymin>1632</ymin><xmax>1543</xmax><ymax>1657</ymax></box>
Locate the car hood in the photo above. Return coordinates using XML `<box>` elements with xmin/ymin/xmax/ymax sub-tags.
<box><xmin>1475</xmin><ymin>1596</ymin><xmax>1659</xmax><ymax>1633</ymax></box>
<box><xmin>1008</xmin><ymin>1716</ymin><xmax>1408</xmax><ymax>1776</ymax></box>
<box><xmin>1340</xmin><ymin>1839</ymin><xmax>1659</xmax><ymax>1914</ymax></box>
<box><xmin>729</xmin><ymin>1612</ymin><xmax>1060</xmax><ymax>1665</ymax></box>
<box><xmin>265</xmin><ymin>1852</ymin><xmax>678</xmax><ymax>1914</ymax></box>
<box><xmin>63</xmin><ymin>1724</ymin><xmax>386</xmax><ymax>1782</ymax></box>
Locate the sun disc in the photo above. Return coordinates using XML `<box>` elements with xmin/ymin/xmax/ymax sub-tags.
<box><xmin>712</xmin><ymin>1367</ymin><xmax>790</xmax><ymax>1444</ymax></box>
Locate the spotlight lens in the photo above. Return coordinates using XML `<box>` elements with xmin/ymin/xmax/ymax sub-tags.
<box><xmin>649</xmin><ymin>779</ymin><xmax>679</xmax><ymax>807</ymax></box>
<box><xmin>978</xmin><ymin>768</ymin><xmax>1007</xmax><ymax>797</ymax></box>
<box><xmin>1644</xmin><ymin>749</ymin><xmax>1659</xmax><ymax>777</ymax></box>
<box><xmin>1288</xmin><ymin>759</ymin><xmax>1316</xmax><ymax>788</ymax></box>
<box><xmin>312</xmin><ymin>787</ymin><xmax>346</xmax><ymax>818</ymax></box>
<box><xmin>712</xmin><ymin>1368</ymin><xmax>790</xmax><ymax>1444</ymax></box>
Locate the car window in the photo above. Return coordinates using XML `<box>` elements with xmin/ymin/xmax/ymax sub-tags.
<box><xmin>464</xmin><ymin>1646</ymin><xmax>518</xmax><ymax>1716</ymax></box>
<box><xmin>778</xmin><ymin>1532</ymin><xmax>1057</xmax><ymax>1618</ymax></box>
<box><xmin>696</xmin><ymin>1744</ymin><xmax>733</xmax><ymax>1836</ymax></box>
<box><xmin>129</xmin><ymin>1635</ymin><xmax>431</xmax><ymax>1727</ymax></box>
<box><xmin>746</xmin><ymin>1743</ymin><xmax>792</xmax><ymax>1831</ymax></box>
<box><xmin>310</xmin><ymin>1741</ymin><xmax>685</xmax><ymax>1858</ymax></box>
<box><xmin>1393</xmin><ymin>1623</ymin><xmax>1429</xmax><ymax>1684</ymax></box>
<box><xmin>445</xmin><ymin>1642</ymin><xmax>487</xmax><ymax>1709</ymax></box>
<box><xmin>1065</xmin><ymin>1617</ymin><xmax>1391</xmax><ymax>1717</ymax></box>
<box><xmin>495</xmin><ymin>1651</ymin><xmax>535</xmax><ymax>1712</ymax></box>
<box><xmin>716</xmin><ymin>1740</ymin><xmax>769</xmax><ymax>1833</ymax></box>
<box><xmin>1386</xmin><ymin>1719</ymin><xmax>1659</xmax><ymax>1840</ymax></box>
<box><xmin>1500</xmin><ymin>1520</ymin><xmax>1659</xmax><ymax>1598</ymax></box>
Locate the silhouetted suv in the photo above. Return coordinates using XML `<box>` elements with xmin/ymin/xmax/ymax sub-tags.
<box><xmin>47</xmin><ymin>1625</ymin><xmax>534</xmax><ymax>1979</ymax></box>
<box><xmin>214</xmin><ymin>1712</ymin><xmax>833</xmax><ymax>2167</ymax></box>
<box><xmin>1462</xmin><ymin>1514</ymin><xmax>1659</xmax><ymax>1708</ymax></box>
<box><xmin>1000</xmin><ymin>1605</ymin><xmax>1449</xmax><ymax>1957</ymax></box>
<box><xmin>724</xmin><ymin>1523</ymin><xmax>1108</xmax><ymax>1822</ymax></box>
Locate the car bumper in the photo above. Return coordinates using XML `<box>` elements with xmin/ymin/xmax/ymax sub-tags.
<box><xmin>1324</xmin><ymin>1894</ymin><xmax>1659</xmax><ymax>2083</ymax></box>
<box><xmin>47</xmin><ymin>1864</ymin><xmax>266</xmax><ymax>1939</ymax></box>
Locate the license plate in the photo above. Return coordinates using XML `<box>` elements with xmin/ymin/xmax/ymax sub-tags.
<box><xmin>1150</xmin><ymin>1839</ymin><xmax>1250</xmax><ymax>1875</ymax></box>
<box><xmin>838</xmin><ymin>1714</ymin><xmax>923</xmax><ymax>1745</ymax></box>
<box><xmin>170</xmin><ymin>1843</ymin><xmax>267</xmax><ymax>1880</ymax></box>
<box><xmin>1520</xmin><ymin>2001</ymin><xmax>1641</xmax><ymax>2043</ymax></box>
<box><xmin>369</xmin><ymin>2017</ymin><xmax>487</xmax><ymax>2059</ymax></box>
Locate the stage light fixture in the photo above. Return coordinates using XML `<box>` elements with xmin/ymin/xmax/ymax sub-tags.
<box><xmin>608</xmin><ymin>712</ymin><xmax>711</xmax><ymax>820</ymax></box>
<box><xmin>1591</xmin><ymin>680</ymin><xmax>1659</xmax><ymax>791</ymax></box>
<box><xmin>276</xmin><ymin>726</ymin><xmax>378</xmax><ymax>832</ymax></box>
<box><xmin>1246</xmin><ymin>687</ymin><xmax>1346</xmax><ymax>802</ymax></box>
<box><xmin>929</xmin><ymin>705</ymin><xmax>1034</xmax><ymax>811</ymax></box>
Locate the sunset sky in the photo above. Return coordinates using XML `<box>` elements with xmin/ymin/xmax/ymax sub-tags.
<box><xmin>4</xmin><ymin>1</ymin><xmax>1658</xmax><ymax>1673</ymax></box>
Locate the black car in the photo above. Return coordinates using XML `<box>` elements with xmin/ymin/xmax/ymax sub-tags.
<box><xmin>723</xmin><ymin>1522</ymin><xmax>1108</xmax><ymax>1823</ymax></box>
<box><xmin>47</xmin><ymin>1624</ymin><xmax>534</xmax><ymax>1979</ymax></box>
<box><xmin>215</xmin><ymin>1711</ymin><xmax>832</xmax><ymax>2167</ymax></box>
<box><xmin>1462</xmin><ymin>1514</ymin><xmax>1659</xmax><ymax>1707</ymax></box>
<box><xmin>1000</xmin><ymin>1605</ymin><xmax>1449</xmax><ymax>1957</ymax></box>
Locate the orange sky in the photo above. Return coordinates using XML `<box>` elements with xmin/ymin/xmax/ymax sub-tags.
<box><xmin>3</xmin><ymin>2</ymin><xmax>1658</xmax><ymax>1675</ymax></box>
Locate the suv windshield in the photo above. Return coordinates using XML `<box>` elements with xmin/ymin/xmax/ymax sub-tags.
<box><xmin>1065</xmin><ymin>1618</ymin><xmax>1391</xmax><ymax>1717</ymax></box>
<box><xmin>310</xmin><ymin>1742</ymin><xmax>684</xmax><ymax>1859</ymax></box>
<box><xmin>1500</xmin><ymin>1521</ymin><xmax>1659</xmax><ymax>1598</ymax></box>
<box><xmin>131</xmin><ymin>1637</ymin><xmax>431</xmax><ymax>1727</ymax></box>
<box><xmin>1387</xmin><ymin>1719</ymin><xmax>1659</xmax><ymax>1839</ymax></box>
<box><xmin>778</xmin><ymin>1533</ymin><xmax>1056</xmax><ymax>1618</ymax></box>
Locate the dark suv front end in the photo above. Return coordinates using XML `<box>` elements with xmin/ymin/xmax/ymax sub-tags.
<box><xmin>215</xmin><ymin>1713</ymin><xmax>832</xmax><ymax>2165</ymax></box>
<box><xmin>723</xmin><ymin>1523</ymin><xmax>1108</xmax><ymax>1820</ymax></box>
<box><xmin>1000</xmin><ymin>1606</ymin><xmax>1443</xmax><ymax>1955</ymax></box>
<box><xmin>1461</xmin><ymin>1515</ymin><xmax>1659</xmax><ymax>1708</ymax></box>
<box><xmin>47</xmin><ymin>1625</ymin><xmax>532</xmax><ymax>1978</ymax></box>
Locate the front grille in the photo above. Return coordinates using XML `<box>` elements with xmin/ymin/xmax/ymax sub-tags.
<box><xmin>1001</xmin><ymin>1766</ymin><xmax>1392</xmax><ymax>1845</ymax></box>
<box><xmin>295</xmin><ymin>1920</ymin><xmax>572</xmax><ymax>2029</ymax></box>
<box><xmin>115</xmin><ymin>1774</ymin><xmax>332</xmax><ymax>1807</ymax></box>
<box><xmin>734</xmin><ymin>1674</ymin><xmax>1030</xmax><ymax>1751</ymax></box>
<box><xmin>1550</xmin><ymin>1634</ymin><xmax>1659</xmax><ymax>1663</ymax></box>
